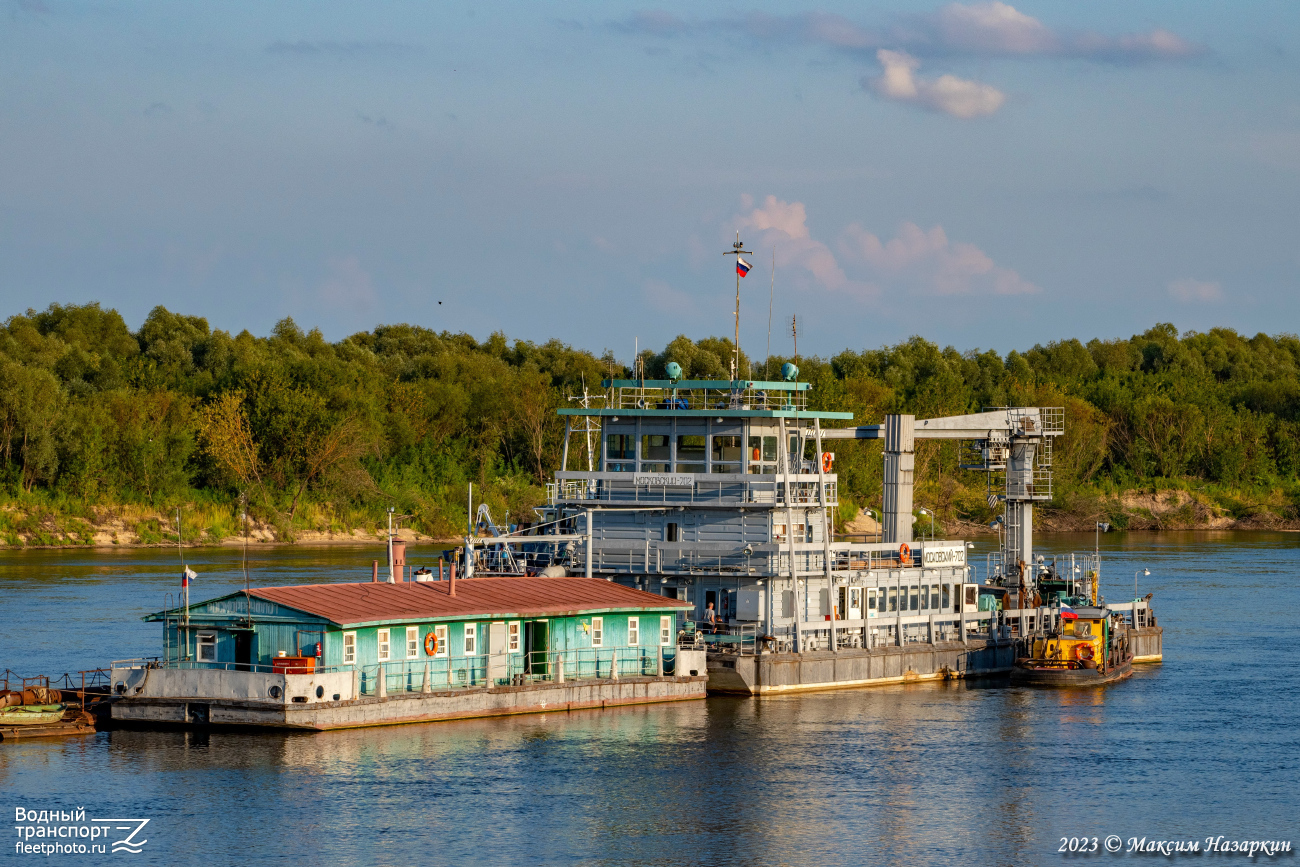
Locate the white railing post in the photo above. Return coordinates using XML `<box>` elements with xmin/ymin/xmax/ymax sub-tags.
<box><xmin>377</xmin><ymin>664</ymin><xmax>386</xmax><ymax>698</ymax></box>
<box><xmin>557</xmin><ymin>654</ymin><xmax>565</xmax><ymax>684</ymax></box>
<box><xmin>422</xmin><ymin>661</ymin><xmax>431</xmax><ymax>694</ymax></box>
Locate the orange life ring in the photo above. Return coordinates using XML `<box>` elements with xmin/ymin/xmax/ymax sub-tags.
<box><xmin>424</xmin><ymin>631</ymin><xmax>438</xmax><ymax>656</ymax></box>
<box><xmin>899</xmin><ymin>543</ymin><xmax>912</xmax><ymax>562</ymax></box>
<box><xmin>1074</xmin><ymin>643</ymin><xmax>1094</xmax><ymax>661</ymax></box>
<box><xmin>821</xmin><ymin>452</ymin><xmax>834</xmax><ymax>473</ymax></box>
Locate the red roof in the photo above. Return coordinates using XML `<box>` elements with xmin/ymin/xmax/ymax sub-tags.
<box><xmin>249</xmin><ymin>578</ymin><xmax>690</xmax><ymax>627</ymax></box>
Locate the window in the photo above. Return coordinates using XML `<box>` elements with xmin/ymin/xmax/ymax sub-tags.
<box><xmin>773</xmin><ymin>521</ymin><xmax>805</xmax><ymax>543</ymax></box>
<box><xmin>377</xmin><ymin>629</ymin><xmax>391</xmax><ymax>662</ymax></box>
<box><xmin>711</xmin><ymin>435</ymin><xmax>742</xmax><ymax>472</ymax></box>
<box><xmin>675</xmin><ymin>434</ymin><xmax>706</xmax><ymax>473</ymax></box>
<box><xmin>434</xmin><ymin>625</ymin><xmax>448</xmax><ymax>658</ymax></box>
<box><xmin>919</xmin><ymin>584</ymin><xmax>930</xmax><ymax>610</ymax></box>
<box><xmin>628</xmin><ymin>617</ymin><xmax>639</xmax><ymax>646</ymax></box>
<box><xmin>660</xmin><ymin>615</ymin><xmax>672</xmax><ymax>646</ymax></box>
<box><xmin>406</xmin><ymin>626</ymin><xmax>419</xmax><ymax>658</ymax></box>
<box><xmin>640</xmin><ymin>434</ymin><xmax>670</xmax><ymax>472</ymax></box>
<box><xmin>942</xmin><ymin>584</ymin><xmax>951</xmax><ymax>611</ymax></box>
<box><xmin>748</xmin><ymin>435</ymin><xmax>778</xmax><ymax>474</ymax></box>
<box><xmin>197</xmin><ymin>632</ymin><xmax>216</xmax><ymax>662</ymax></box>
<box><xmin>666</xmin><ymin>522</ymin><xmax>679</xmax><ymax>542</ymax></box>
<box><xmin>888</xmin><ymin>587</ymin><xmax>898</xmax><ymax>612</ymax></box>
<box><xmin>508</xmin><ymin>622</ymin><xmax>521</xmax><ymax>653</ymax></box>
<box><xmin>464</xmin><ymin>623</ymin><xmax>477</xmax><ymax>655</ymax></box>
<box><xmin>591</xmin><ymin>617</ymin><xmax>603</xmax><ymax>647</ymax></box>
<box><xmin>909</xmin><ymin>586</ymin><xmax>920</xmax><ymax>611</ymax></box>
<box><xmin>931</xmin><ymin>586</ymin><xmax>941</xmax><ymax>610</ymax></box>
<box><xmin>606</xmin><ymin>434</ymin><xmax>635</xmax><ymax>472</ymax></box>
<box><xmin>343</xmin><ymin>632</ymin><xmax>356</xmax><ymax>665</ymax></box>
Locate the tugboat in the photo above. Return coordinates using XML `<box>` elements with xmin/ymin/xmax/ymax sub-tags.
<box><xmin>1010</xmin><ymin>602</ymin><xmax>1134</xmax><ymax>687</ymax></box>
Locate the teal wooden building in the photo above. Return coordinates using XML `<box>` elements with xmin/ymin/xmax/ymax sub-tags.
<box><xmin>146</xmin><ymin>577</ymin><xmax>692</xmax><ymax>689</ymax></box>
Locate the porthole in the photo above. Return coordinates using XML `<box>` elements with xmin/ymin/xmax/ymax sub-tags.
<box><xmin>315</xmin><ymin>686</ymin><xmax>324</xmax><ymax>699</ymax></box>
<box><xmin>268</xmin><ymin>685</ymin><xmax>282</xmax><ymax>699</ymax></box>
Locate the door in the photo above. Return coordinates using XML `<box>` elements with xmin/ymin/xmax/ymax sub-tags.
<box><xmin>524</xmin><ymin>620</ymin><xmax>549</xmax><ymax>676</ymax></box>
<box><xmin>848</xmin><ymin>587</ymin><xmax>862</xmax><ymax>620</ymax></box>
<box><xmin>867</xmin><ymin>589</ymin><xmax>879</xmax><ymax>618</ymax></box>
<box><xmin>488</xmin><ymin>622</ymin><xmax>508</xmax><ymax>682</ymax></box>
<box><xmin>234</xmin><ymin>632</ymin><xmax>253</xmax><ymax>671</ymax></box>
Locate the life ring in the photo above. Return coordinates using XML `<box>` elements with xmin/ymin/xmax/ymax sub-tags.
<box><xmin>424</xmin><ymin>632</ymin><xmax>438</xmax><ymax>656</ymax></box>
<box><xmin>821</xmin><ymin>452</ymin><xmax>834</xmax><ymax>472</ymax></box>
<box><xmin>898</xmin><ymin>543</ymin><xmax>912</xmax><ymax>562</ymax></box>
<box><xmin>1074</xmin><ymin>643</ymin><xmax>1094</xmax><ymax>662</ymax></box>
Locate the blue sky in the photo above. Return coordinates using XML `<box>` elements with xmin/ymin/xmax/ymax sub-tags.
<box><xmin>2</xmin><ymin>1</ymin><xmax>1298</xmax><ymax>360</ymax></box>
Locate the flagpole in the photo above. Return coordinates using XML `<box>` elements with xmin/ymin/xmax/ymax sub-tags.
<box><xmin>723</xmin><ymin>232</ymin><xmax>752</xmax><ymax>386</ymax></box>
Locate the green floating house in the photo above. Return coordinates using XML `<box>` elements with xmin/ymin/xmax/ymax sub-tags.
<box><xmin>133</xmin><ymin>577</ymin><xmax>696</xmax><ymax>705</ymax></box>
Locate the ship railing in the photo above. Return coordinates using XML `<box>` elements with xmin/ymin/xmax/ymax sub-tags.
<box><xmin>695</xmin><ymin>622</ymin><xmax>757</xmax><ymax>654</ymax></box>
<box><xmin>610</xmin><ymin>386</ymin><xmax>808</xmax><ymax>412</ymax></box>
<box><xmin>548</xmin><ymin>473</ymin><xmax>836</xmax><ymax>507</ymax></box>
<box><xmin>586</xmin><ymin>540</ymin><xmax>940</xmax><ymax>577</ymax></box>
<box><xmin>1105</xmin><ymin>599</ymin><xmax>1155</xmax><ymax>629</ymax></box>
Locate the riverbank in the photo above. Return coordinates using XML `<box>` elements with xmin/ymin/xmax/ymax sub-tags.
<box><xmin>1</xmin><ymin>482</ymin><xmax>1296</xmax><ymax>549</ymax></box>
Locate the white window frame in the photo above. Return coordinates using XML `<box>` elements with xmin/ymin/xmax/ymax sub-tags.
<box><xmin>197</xmin><ymin>632</ymin><xmax>216</xmax><ymax>662</ymax></box>
<box><xmin>508</xmin><ymin>621</ymin><xmax>521</xmax><ymax>653</ymax></box>
<box><xmin>343</xmin><ymin>631</ymin><xmax>356</xmax><ymax>665</ymax></box>
<box><xmin>464</xmin><ymin>623</ymin><xmax>477</xmax><ymax>656</ymax></box>
<box><xmin>591</xmin><ymin>617</ymin><xmax>603</xmax><ymax>647</ymax></box>
<box><xmin>377</xmin><ymin>628</ymin><xmax>391</xmax><ymax>662</ymax></box>
<box><xmin>627</xmin><ymin>617</ymin><xmax>639</xmax><ymax>646</ymax></box>
<box><xmin>434</xmin><ymin>624</ymin><xmax>448</xmax><ymax>658</ymax></box>
<box><xmin>406</xmin><ymin>626</ymin><xmax>419</xmax><ymax>658</ymax></box>
<box><xmin>660</xmin><ymin>616</ymin><xmax>672</xmax><ymax>646</ymax></box>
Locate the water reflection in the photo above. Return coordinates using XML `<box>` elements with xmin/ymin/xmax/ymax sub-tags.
<box><xmin>1</xmin><ymin>533</ymin><xmax>1298</xmax><ymax>865</ymax></box>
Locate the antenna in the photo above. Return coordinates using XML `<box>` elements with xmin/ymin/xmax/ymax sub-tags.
<box><xmin>723</xmin><ymin>231</ymin><xmax>752</xmax><ymax>385</ymax></box>
<box><xmin>241</xmin><ymin>493</ymin><xmax>251</xmax><ymax>627</ymax></box>
<box><xmin>766</xmin><ymin>246</ymin><xmax>775</xmax><ymax>379</ymax></box>
<box><xmin>792</xmin><ymin>314</ymin><xmax>799</xmax><ymax>367</ymax></box>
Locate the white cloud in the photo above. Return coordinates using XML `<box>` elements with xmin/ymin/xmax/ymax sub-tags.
<box><xmin>737</xmin><ymin>196</ymin><xmax>851</xmax><ymax>290</ymax></box>
<box><xmin>935</xmin><ymin>2</ymin><xmax>1055</xmax><ymax>55</ymax></box>
<box><xmin>840</xmin><ymin>221</ymin><xmax>1038</xmax><ymax>295</ymax></box>
<box><xmin>732</xmin><ymin>195</ymin><xmax>1037</xmax><ymax>297</ymax></box>
<box><xmin>1167</xmin><ymin>278</ymin><xmax>1222</xmax><ymax>302</ymax></box>
<box><xmin>865</xmin><ymin>49</ymin><xmax>1005</xmax><ymax>119</ymax></box>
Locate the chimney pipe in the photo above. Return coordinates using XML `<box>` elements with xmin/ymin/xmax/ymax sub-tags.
<box><xmin>392</xmin><ymin>539</ymin><xmax>407</xmax><ymax>584</ymax></box>
<box><xmin>449</xmin><ymin>559</ymin><xmax>456</xmax><ymax>596</ymax></box>
<box><xmin>371</xmin><ymin>560</ymin><xmax>378</xmax><ymax>583</ymax></box>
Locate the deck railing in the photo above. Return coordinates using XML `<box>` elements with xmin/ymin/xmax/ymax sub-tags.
<box><xmin>548</xmin><ymin>474</ymin><xmax>836</xmax><ymax>507</ymax></box>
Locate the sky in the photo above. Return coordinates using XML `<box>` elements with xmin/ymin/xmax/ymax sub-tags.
<box><xmin>2</xmin><ymin>1</ymin><xmax>1299</xmax><ymax>361</ymax></box>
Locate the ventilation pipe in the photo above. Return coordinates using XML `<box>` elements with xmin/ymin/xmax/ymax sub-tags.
<box><xmin>391</xmin><ymin>539</ymin><xmax>407</xmax><ymax>584</ymax></box>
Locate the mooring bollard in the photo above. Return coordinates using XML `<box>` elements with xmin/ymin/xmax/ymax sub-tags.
<box><xmin>377</xmin><ymin>664</ymin><xmax>386</xmax><ymax>698</ymax></box>
<box><xmin>352</xmin><ymin>667</ymin><xmax>360</xmax><ymax>699</ymax></box>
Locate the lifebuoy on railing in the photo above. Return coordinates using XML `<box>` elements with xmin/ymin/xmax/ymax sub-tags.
<box><xmin>821</xmin><ymin>452</ymin><xmax>834</xmax><ymax>473</ymax></box>
<box><xmin>424</xmin><ymin>632</ymin><xmax>438</xmax><ymax>656</ymax></box>
<box><xmin>1074</xmin><ymin>643</ymin><xmax>1094</xmax><ymax>662</ymax></box>
<box><xmin>899</xmin><ymin>543</ymin><xmax>912</xmax><ymax>563</ymax></box>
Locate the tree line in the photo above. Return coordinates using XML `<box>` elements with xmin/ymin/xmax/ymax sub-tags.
<box><xmin>0</xmin><ymin>303</ymin><xmax>1295</xmax><ymax>540</ymax></box>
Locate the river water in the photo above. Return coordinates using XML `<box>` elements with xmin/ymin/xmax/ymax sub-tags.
<box><xmin>1</xmin><ymin>532</ymin><xmax>1297</xmax><ymax>866</ymax></box>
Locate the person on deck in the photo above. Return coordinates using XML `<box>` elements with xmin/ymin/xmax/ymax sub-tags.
<box><xmin>703</xmin><ymin>602</ymin><xmax>719</xmax><ymax>633</ymax></box>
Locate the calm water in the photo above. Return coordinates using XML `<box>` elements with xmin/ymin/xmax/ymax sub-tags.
<box><xmin>1</xmin><ymin>533</ymin><xmax>1297</xmax><ymax>866</ymax></box>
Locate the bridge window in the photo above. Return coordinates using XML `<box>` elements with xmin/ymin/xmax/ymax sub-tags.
<box><xmin>748</xmin><ymin>435</ymin><xmax>778</xmax><ymax>474</ymax></box>
<box><xmin>641</xmin><ymin>434</ymin><xmax>670</xmax><ymax>472</ymax></box>
<box><xmin>606</xmin><ymin>434</ymin><xmax>635</xmax><ymax>472</ymax></box>
<box><xmin>676</xmin><ymin>435</ymin><xmax>706</xmax><ymax>473</ymax></box>
<box><xmin>711</xmin><ymin>435</ymin><xmax>742</xmax><ymax>473</ymax></box>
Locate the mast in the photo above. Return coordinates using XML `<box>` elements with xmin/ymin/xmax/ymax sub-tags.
<box><xmin>723</xmin><ymin>232</ymin><xmax>752</xmax><ymax>384</ymax></box>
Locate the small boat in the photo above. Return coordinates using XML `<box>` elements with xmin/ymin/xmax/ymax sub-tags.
<box><xmin>1011</xmin><ymin>605</ymin><xmax>1134</xmax><ymax>687</ymax></box>
<box><xmin>0</xmin><ymin>704</ymin><xmax>67</xmax><ymax>726</ymax></box>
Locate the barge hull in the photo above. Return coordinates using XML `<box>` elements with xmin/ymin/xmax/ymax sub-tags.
<box><xmin>111</xmin><ymin>675</ymin><xmax>707</xmax><ymax>731</ymax></box>
<box><xmin>706</xmin><ymin>638</ymin><xmax>1017</xmax><ymax>695</ymax></box>
<box><xmin>1010</xmin><ymin>661</ymin><xmax>1133</xmax><ymax>687</ymax></box>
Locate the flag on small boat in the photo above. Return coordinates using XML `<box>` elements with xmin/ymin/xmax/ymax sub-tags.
<box><xmin>182</xmin><ymin>566</ymin><xmax>197</xmax><ymax>588</ymax></box>
<box><xmin>735</xmin><ymin>257</ymin><xmax>751</xmax><ymax>277</ymax></box>
<box><xmin>1060</xmin><ymin>604</ymin><xmax>1077</xmax><ymax>620</ymax></box>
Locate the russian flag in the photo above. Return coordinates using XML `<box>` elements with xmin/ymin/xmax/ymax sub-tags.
<box><xmin>736</xmin><ymin>257</ymin><xmax>751</xmax><ymax>277</ymax></box>
<box><xmin>1060</xmin><ymin>604</ymin><xmax>1077</xmax><ymax>621</ymax></box>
